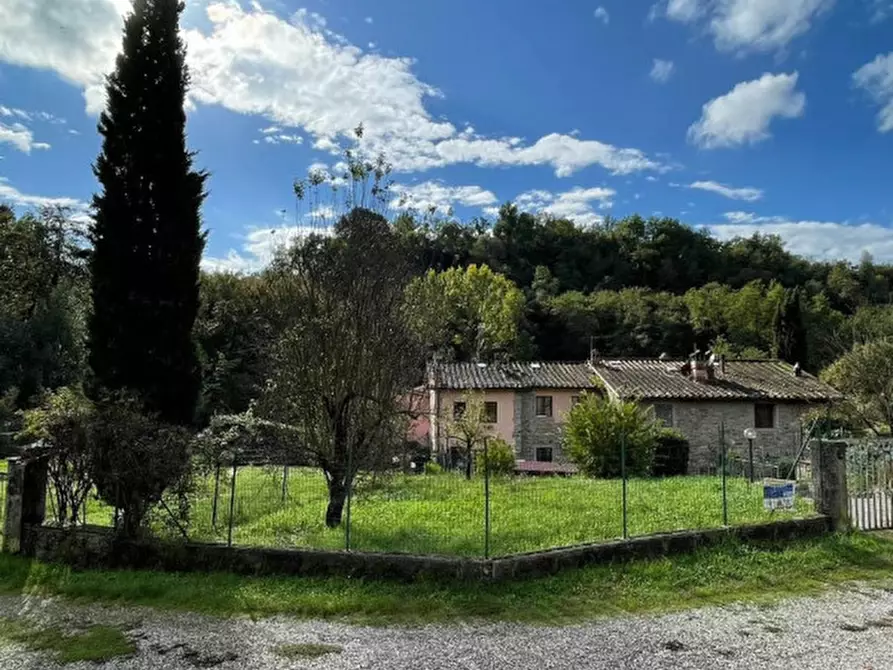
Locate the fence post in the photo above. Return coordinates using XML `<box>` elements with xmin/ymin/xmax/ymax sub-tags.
<box><xmin>281</xmin><ymin>465</ymin><xmax>289</xmax><ymax>503</ymax></box>
<box><xmin>621</xmin><ymin>432</ymin><xmax>628</xmax><ymax>540</ymax></box>
<box><xmin>227</xmin><ymin>461</ymin><xmax>238</xmax><ymax>548</ymax></box>
<box><xmin>812</xmin><ymin>437</ymin><xmax>849</xmax><ymax>531</ymax></box>
<box><xmin>211</xmin><ymin>463</ymin><xmax>221</xmax><ymax>528</ymax></box>
<box><xmin>484</xmin><ymin>437</ymin><xmax>491</xmax><ymax>559</ymax></box>
<box><xmin>720</xmin><ymin>422</ymin><xmax>728</xmax><ymax>527</ymax></box>
<box><xmin>345</xmin><ymin>442</ymin><xmax>353</xmax><ymax>552</ymax></box>
<box><xmin>2</xmin><ymin>455</ymin><xmax>48</xmax><ymax>554</ymax></box>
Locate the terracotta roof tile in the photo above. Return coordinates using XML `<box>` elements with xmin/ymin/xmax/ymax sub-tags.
<box><xmin>427</xmin><ymin>361</ymin><xmax>599</xmax><ymax>390</ymax></box>
<box><xmin>428</xmin><ymin>359</ymin><xmax>842</xmax><ymax>402</ymax></box>
<box><xmin>592</xmin><ymin>358</ymin><xmax>842</xmax><ymax>402</ymax></box>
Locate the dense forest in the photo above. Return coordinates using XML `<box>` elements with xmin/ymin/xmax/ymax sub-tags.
<box><xmin>4</xmin><ymin>198</ymin><xmax>893</xmax><ymax>431</ymax></box>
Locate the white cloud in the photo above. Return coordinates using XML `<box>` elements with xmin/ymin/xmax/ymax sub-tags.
<box><xmin>650</xmin><ymin>59</ymin><xmax>675</xmax><ymax>83</ymax></box>
<box><xmin>870</xmin><ymin>0</ymin><xmax>893</xmax><ymax>22</ymax></box>
<box><xmin>263</xmin><ymin>133</ymin><xmax>304</xmax><ymax>145</ymax></box>
<box><xmin>260</xmin><ymin>125</ymin><xmax>281</xmax><ymax>134</ymax></box>
<box><xmin>392</xmin><ymin>182</ymin><xmax>498</xmax><ymax>214</ymax></box>
<box><xmin>202</xmin><ymin>224</ymin><xmax>332</xmax><ymax>273</ymax></box>
<box><xmin>0</xmin><ymin>177</ymin><xmax>85</xmax><ymax>210</ymax></box>
<box><xmin>364</xmin><ymin>16</ymin><xmax>373</xmax><ymax>24</ymax></box>
<box><xmin>661</xmin><ymin>0</ymin><xmax>833</xmax><ymax>54</ymax></box>
<box><xmin>853</xmin><ymin>52</ymin><xmax>893</xmax><ymax>133</ymax></box>
<box><xmin>0</xmin><ymin>106</ymin><xmax>30</xmax><ymax>120</ymax></box>
<box><xmin>0</xmin><ymin>0</ymin><xmax>129</xmax><ymax>114</ymax></box>
<box><xmin>711</xmin><ymin>214</ymin><xmax>893</xmax><ymax>262</ymax></box>
<box><xmin>0</xmin><ymin>122</ymin><xmax>51</xmax><ymax>153</ymax></box>
<box><xmin>0</xmin><ymin>1</ymin><xmax>664</xmax><ymax>178</ymax></box>
<box><xmin>513</xmin><ymin>186</ymin><xmax>615</xmax><ymax>226</ymax></box>
<box><xmin>688</xmin><ymin>72</ymin><xmax>805</xmax><ymax>149</ymax></box>
<box><xmin>688</xmin><ymin>180</ymin><xmax>763</xmax><ymax>201</ymax></box>
<box><xmin>594</xmin><ymin>6</ymin><xmax>610</xmax><ymax>23</ymax></box>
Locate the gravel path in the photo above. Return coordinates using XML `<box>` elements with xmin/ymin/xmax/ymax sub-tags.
<box><xmin>2</xmin><ymin>586</ymin><xmax>893</xmax><ymax>669</ymax></box>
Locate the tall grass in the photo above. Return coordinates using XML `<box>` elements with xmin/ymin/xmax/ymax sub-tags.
<box><xmin>142</xmin><ymin>468</ymin><xmax>813</xmax><ymax>557</ymax></box>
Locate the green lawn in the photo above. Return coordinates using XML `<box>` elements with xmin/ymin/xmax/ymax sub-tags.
<box><xmin>0</xmin><ymin>617</ymin><xmax>135</xmax><ymax>664</ymax></box>
<box><xmin>0</xmin><ymin>533</ymin><xmax>889</xmax><ymax>625</ymax></box>
<box><xmin>100</xmin><ymin>468</ymin><xmax>812</xmax><ymax>557</ymax></box>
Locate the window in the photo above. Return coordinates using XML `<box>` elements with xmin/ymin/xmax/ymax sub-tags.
<box><xmin>536</xmin><ymin>447</ymin><xmax>553</xmax><ymax>462</ymax></box>
<box><xmin>452</xmin><ymin>401</ymin><xmax>466</xmax><ymax>420</ymax></box>
<box><xmin>653</xmin><ymin>403</ymin><xmax>674</xmax><ymax>427</ymax></box>
<box><xmin>482</xmin><ymin>401</ymin><xmax>498</xmax><ymax>424</ymax></box>
<box><xmin>754</xmin><ymin>403</ymin><xmax>775</xmax><ymax>429</ymax></box>
<box><xmin>570</xmin><ymin>395</ymin><xmax>581</xmax><ymax>408</ymax></box>
<box><xmin>535</xmin><ymin>395</ymin><xmax>553</xmax><ymax>417</ymax></box>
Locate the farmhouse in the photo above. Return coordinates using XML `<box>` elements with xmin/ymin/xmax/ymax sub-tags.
<box><xmin>425</xmin><ymin>356</ymin><xmax>842</xmax><ymax>472</ymax></box>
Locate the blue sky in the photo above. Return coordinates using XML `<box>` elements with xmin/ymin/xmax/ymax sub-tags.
<box><xmin>1</xmin><ymin>0</ymin><xmax>892</xmax><ymax>270</ymax></box>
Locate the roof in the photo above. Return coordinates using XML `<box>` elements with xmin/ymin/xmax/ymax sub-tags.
<box><xmin>427</xmin><ymin>361</ymin><xmax>599</xmax><ymax>390</ymax></box>
<box><xmin>592</xmin><ymin>359</ymin><xmax>843</xmax><ymax>402</ymax></box>
<box><xmin>427</xmin><ymin>358</ymin><xmax>842</xmax><ymax>402</ymax></box>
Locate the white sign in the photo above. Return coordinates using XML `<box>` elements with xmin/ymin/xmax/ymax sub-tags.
<box><xmin>763</xmin><ymin>479</ymin><xmax>796</xmax><ymax>510</ymax></box>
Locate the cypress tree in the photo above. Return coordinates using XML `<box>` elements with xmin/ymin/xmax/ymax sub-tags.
<box><xmin>89</xmin><ymin>0</ymin><xmax>207</xmax><ymax>426</ymax></box>
<box><xmin>773</xmin><ymin>288</ymin><xmax>808</xmax><ymax>368</ymax></box>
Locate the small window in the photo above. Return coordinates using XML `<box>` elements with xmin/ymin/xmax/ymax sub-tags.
<box><xmin>570</xmin><ymin>395</ymin><xmax>581</xmax><ymax>408</ymax></box>
<box><xmin>453</xmin><ymin>401</ymin><xmax>466</xmax><ymax>420</ymax></box>
<box><xmin>482</xmin><ymin>401</ymin><xmax>498</xmax><ymax>424</ymax></box>
<box><xmin>535</xmin><ymin>395</ymin><xmax>553</xmax><ymax>417</ymax></box>
<box><xmin>754</xmin><ymin>403</ymin><xmax>775</xmax><ymax>429</ymax></box>
<box><xmin>536</xmin><ymin>447</ymin><xmax>553</xmax><ymax>462</ymax></box>
<box><xmin>653</xmin><ymin>403</ymin><xmax>674</xmax><ymax>427</ymax></box>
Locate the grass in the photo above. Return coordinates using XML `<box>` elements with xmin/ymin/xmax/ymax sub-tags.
<box><xmin>0</xmin><ymin>617</ymin><xmax>135</xmax><ymax>664</ymax></box>
<box><xmin>274</xmin><ymin>643</ymin><xmax>343</xmax><ymax>659</ymax></box>
<box><xmin>72</xmin><ymin>467</ymin><xmax>815</xmax><ymax>557</ymax></box>
<box><xmin>0</xmin><ymin>533</ymin><xmax>891</xmax><ymax>625</ymax></box>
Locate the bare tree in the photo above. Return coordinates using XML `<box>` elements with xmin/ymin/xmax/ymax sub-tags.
<box><xmin>441</xmin><ymin>392</ymin><xmax>494</xmax><ymax>480</ymax></box>
<box><xmin>257</xmin><ymin>158</ymin><xmax>423</xmax><ymax>526</ymax></box>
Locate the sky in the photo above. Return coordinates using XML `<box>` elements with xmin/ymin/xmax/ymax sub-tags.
<box><xmin>0</xmin><ymin>0</ymin><xmax>892</xmax><ymax>272</ymax></box>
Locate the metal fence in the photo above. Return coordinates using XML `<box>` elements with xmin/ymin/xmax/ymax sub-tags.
<box><xmin>845</xmin><ymin>439</ymin><xmax>893</xmax><ymax>531</ymax></box>
<box><xmin>157</xmin><ymin>426</ymin><xmax>814</xmax><ymax>558</ymax></box>
<box><xmin>32</xmin><ymin>424</ymin><xmax>816</xmax><ymax>559</ymax></box>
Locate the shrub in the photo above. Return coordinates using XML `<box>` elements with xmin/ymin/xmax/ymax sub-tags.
<box><xmin>424</xmin><ymin>461</ymin><xmax>443</xmax><ymax>475</ymax></box>
<box><xmin>474</xmin><ymin>438</ymin><xmax>516</xmax><ymax>476</ymax></box>
<box><xmin>18</xmin><ymin>387</ymin><xmax>94</xmax><ymax>525</ymax></box>
<box><xmin>563</xmin><ymin>393</ymin><xmax>661</xmax><ymax>478</ymax></box>
<box><xmin>87</xmin><ymin>393</ymin><xmax>193</xmax><ymax>538</ymax></box>
<box><xmin>651</xmin><ymin>430</ymin><xmax>690</xmax><ymax>477</ymax></box>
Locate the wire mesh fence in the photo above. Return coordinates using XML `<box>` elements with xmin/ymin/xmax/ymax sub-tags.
<box><xmin>25</xmin><ymin>421</ymin><xmax>817</xmax><ymax>558</ymax></box>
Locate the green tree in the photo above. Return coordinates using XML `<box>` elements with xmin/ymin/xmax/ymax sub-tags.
<box><xmin>442</xmin><ymin>392</ymin><xmax>494</xmax><ymax>480</ymax></box>
<box><xmin>90</xmin><ymin>0</ymin><xmax>207</xmax><ymax>426</ymax></box>
<box><xmin>773</xmin><ymin>288</ymin><xmax>808</xmax><ymax>366</ymax></box>
<box><xmin>822</xmin><ymin>339</ymin><xmax>893</xmax><ymax>435</ymax></box>
<box><xmin>0</xmin><ymin>206</ymin><xmax>89</xmax><ymax>408</ymax></box>
<box><xmin>563</xmin><ymin>393</ymin><xmax>662</xmax><ymax>478</ymax></box>
<box><xmin>406</xmin><ymin>264</ymin><xmax>525</xmax><ymax>361</ymax></box>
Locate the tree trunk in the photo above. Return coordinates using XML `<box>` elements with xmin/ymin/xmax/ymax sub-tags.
<box><xmin>325</xmin><ymin>478</ymin><xmax>348</xmax><ymax>528</ymax></box>
<box><xmin>465</xmin><ymin>446</ymin><xmax>473</xmax><ymax>481</ymax></box>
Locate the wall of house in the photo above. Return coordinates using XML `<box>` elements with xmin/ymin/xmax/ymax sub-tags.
<box><xmin>430</xmin><ymin>389</ymin><xmax>517</xmax><ymax>452</ymax></box>
<box><xmin>513</xmin><ymin>390</ymin><xmax>580</xmax><ymax>462</ymax></box>
<box><xmin>428</xmin><ymin>389</ymin><xmax>583</xmax><ymax>461</ymax></box>
<box><xmin>646</xmin><ymin>401</ymin><xmax>808</xmax><ymax>472</ymax></box>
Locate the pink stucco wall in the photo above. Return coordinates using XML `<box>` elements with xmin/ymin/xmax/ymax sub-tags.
<box><xmin>426</xmin><ymin>388</ymin><xmax>587</xmax><ymax>450</ymax></box>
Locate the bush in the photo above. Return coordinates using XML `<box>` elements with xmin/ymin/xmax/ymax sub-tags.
<box><xmin>651</xmin><ymin>430</ymin><xmax>690</xmax><ymax>477</ymax></box>
<box><xmin>88</xmin><ymin>394</ymin><xmax>193</xmax><ymax>538</ymax></box>
<box><xmin>18</xmin><ymin>387</ymin><xmax>94</xmax><ymax>525</ymax></box>
<box><xmin>563</xmin><ymin>393</ymin><xmax>661</xmax><ymax>478</ymax></box>
<box><xmin>424</xmin><ymin>461</ymin><xmax>443</xmax><ymax>475</ymax></box>
<box><xmin>474</xmin><ymin>438</ymin><xmax>516</xmax><ymax>476</ymax></box>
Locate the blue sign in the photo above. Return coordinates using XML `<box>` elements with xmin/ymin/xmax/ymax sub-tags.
<box><xmin>763</xmin><ymin>479</ymin><xmax>796</xmax><ymax>510</ymax></box>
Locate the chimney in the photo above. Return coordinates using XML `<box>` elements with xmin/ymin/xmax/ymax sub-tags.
<box><xmin>692</xmin><ymin>359</ymin><xmax>713</xmax><ymax>383</ymax></box>
<box><xmin>792</xmin><ymin>362</ymin><xmax>802</xmax><ymax>377</ymax></box>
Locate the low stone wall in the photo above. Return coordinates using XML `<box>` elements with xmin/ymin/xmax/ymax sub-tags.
<box><xmin>21</xmin><ymin>516</ymin><xmax>831</xmax><ymax>583</ymax></box>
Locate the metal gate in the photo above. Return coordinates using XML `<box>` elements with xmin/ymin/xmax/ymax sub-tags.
<box><xmin>847</xmin><ymin>441</ymin><xmax>893</xmax><ymax>530</ymax></box>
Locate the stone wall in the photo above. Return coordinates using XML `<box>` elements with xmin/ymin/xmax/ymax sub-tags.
<box><xmin>513</xmin><ymin>391</ymin><xmax>568</xmax><ymax>462</ymax></box>
<box><xmin>655</xmin><ymin>401</ymin><xmax>808</xmax><ymax>472</ymax></box>
<box><xmin>20</xmin><ymin>516</ymin><xmax>832</xmax><ymax>583</ymax></box>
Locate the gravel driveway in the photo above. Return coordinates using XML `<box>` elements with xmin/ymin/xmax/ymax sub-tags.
<box><xmin>2</xmin><ymin>585</ymin><xmax>893</xmax><ymax>669</ymax></box>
